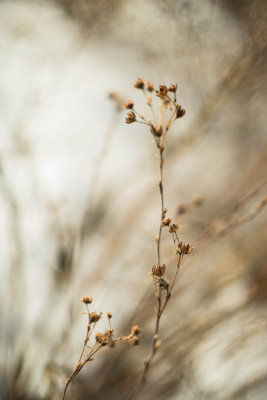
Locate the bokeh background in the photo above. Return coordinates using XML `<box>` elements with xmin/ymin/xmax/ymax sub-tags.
<box><xmin>0</xmin><ymin>0</ymin><xmax>267</xmax><ymax>399</ymax></box>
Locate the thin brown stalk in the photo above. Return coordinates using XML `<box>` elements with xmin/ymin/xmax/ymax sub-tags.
<box><xmin>157</xmin><ymin>146</ymin><xmax>164</xmax><ymax>265</ymax></box>
<box><xmin>126</xmin><ymin>80</ymin><xmax>192</xmax><ymax>399</ymax></box>
<box><xmin>62</xmin><ymin>344</ymin><xmax>101</xmax><ymax>400</ymax></box>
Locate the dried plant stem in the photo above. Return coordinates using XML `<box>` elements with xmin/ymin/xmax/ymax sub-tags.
<box><xmin>62</xmin><ymin>298</ymin><xmax>141</xmax><ymax>400</ymax></box>
<box><xmin>62</xmin><ymin>344</ymin><xmax>101</xmax><ymax>400</ymax></box>
<box><xmin>126</xmin><ymin>80</ymin><xmax>192</xmax><ymax>399</ymax></box>
<box><xmin>157</xmin><ymin>146</ymin><xmax>164</xmax><ymax>265</ymax></box>
<box><xmin>133</xmin><ymin>151</ymin><xmax>183</xmax><ymax>398</ymax></box>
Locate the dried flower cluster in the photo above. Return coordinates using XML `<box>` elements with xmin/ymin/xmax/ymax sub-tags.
<box><xmin>62</xmin><ymin>297</ymin><xmax>141</xmax><ymax>400</ymax></box>
<box><xmin>125</xmin><ymin>79</ymin><xmax>193</xmax><ymax>396</ymax></box>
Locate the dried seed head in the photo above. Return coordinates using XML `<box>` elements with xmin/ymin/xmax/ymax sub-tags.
<box><xmin>107</xmin><ymin>312</ymin><xmax>112</xmax><ymax>319</ymax></box>
<box><xmin>131</xmin><ymin>325</ymin><xmax>141</xmax><ymax>336</ymax></box>
<box><xmin>80</xmin><ymin>296</ymin><xmax>93</xmax><ymax>304</ymax></box>
<box><xmin>89</xmin><ymin>312</ymin><xmax>102</xmax><ymax>323</ymax></box>
<box><xmin>125</xmin><ymin>111</ymin><xmax>136</xmax><ymax>124</ymax></box>
<box><xmin>169</xmin><ymin>223</ymin><xmax>179</xmax><ymax>233</ymax></box>
<box><xmin>152</xmin><ymin>264</ymin><xmax>166</xmax><ymax>277</ymax></box>
<box><xmin>162</xmin><ymin>217</ymin><xmax>172</xmax><ymax>227</ymax></box>
<box><xmin>133</xmin><ymin>78</ymin><xmax>145</xmax><ymax>89</ymax></box>
<box><xmin>150</xmin><ymin>123</ymin><xmax>163</xmax><ymax>137</ymax></box>
<box><xmin>95</xmin><ymin>330</ymin><xmax>113</xmax><ymax>346</ymax></box>
<box><xmin>178</xmin><ymin>242</ymin><xmax>193</xmax><ymax>255</ymax></box>
<box><xmin>146</xmin><ymin>81</ymin><xmax>154</xmax><ymax>92</ymax></box>
<box><xmin>129</xmin><ymin>336</ymin><xmax>140</xmax><ymax>345</ymax></box>
<box><xmin>176</xmin><ymin>106</ymin><xmax>186</xmax><ymax>119</ymax></box>
<box><xmin>124</xmin><ymin>100</ymin><xmax>134</xmax><ymax>109</ymax></box>
<box><xmin>95</xmin><ymin>332</ymin><xmax>103</xmax><ymax>343</ymax></box>
<box><xmin>156</xmin><ymin>85</ymin><xmax>168</xmax><ymax>98</ymax></box>
<box><xmin>169</xmin><ymin>84</ymin><xmax>177</xmax><ymax>92</ymax></box>
<box><xmin>155</xmin><ymin>125</ymin><xmax>163</xmax><ymax>137</ymax></box>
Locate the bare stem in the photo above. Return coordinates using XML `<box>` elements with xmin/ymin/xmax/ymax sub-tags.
<box><xmin>157</xmin><ymin>147</ymin><xmax>164</xmax><ymax>265</ymax></box>
<box><xmin>62</xmin><ymin>344</ymin><xmax>101</xmax><ymax>400</ymax></box>
<box><xmin>78</xmin><ymin>304</ymin><xmax>90</xmax><ymax>363</ymax></box>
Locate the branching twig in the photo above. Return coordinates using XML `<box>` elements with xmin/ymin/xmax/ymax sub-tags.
<box><xmin>61</xmin><ymin>297</ymin><xmax>141</xmax><ymax>400</ymax></box>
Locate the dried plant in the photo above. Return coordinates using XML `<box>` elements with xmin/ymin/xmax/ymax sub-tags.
<box><xmin>125</xmin><ymin>79</ymin><xmax>193</xmax><ymax>396</ymax></box>
<box><xmin>61</xmin><ymin>296</ymin><xmax>140</xmax><ymax>399</ymax></box>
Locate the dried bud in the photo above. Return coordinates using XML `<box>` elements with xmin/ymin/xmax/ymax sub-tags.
<box><xmin>95</xmin><ymin>332</ymin><xmax>103</xmax><ymax>343</ymax></box>
<box><xmin>107</xmin><ymin>312</ymin><xmax>112</xmax><ymax>319</ymax></box>
<box><xmin>169</xmin><ymin>84</ymin><xmax>177</xmax><ymax>92</ymax></box>
<box><xmin>156</xmin><ymin>85</ymin><xmax>168</xmax><ymax>98</ymax></box>
<box><xmin>154</xmin><ymin>125</ymin><xmax>163</xmax><ymax>137</ymax></box>
<box><xmin>178</xmin><ymin>242</ymin><xmax>193</xmax><ymax>255</ymax></box>
<box><xmin>176</xmin><ymin>106</ymin><xmax>186</xmax><ymax>118</ymax></box>
<box><xmin>133</xmin><ymin>78</ymin><xmax>145</xmax><ymax>89</ymax></box>
<box><xmin>152</xmin><ymin>264</ymin><xmax>166</xmax><ymax>277</ymax></box>
<box><xmin>89</xmin><ymin>312</ymin><xmax>102</xmax><ymax>323</ymax></box>
<box><xmin>169</xmin><ymin>223</ymin><xmax>178</xmax><ymax>233</ymax></box>
<box><xmin>80</xmin><ymin>296</ymin><xmax>93</xmax><ymax>304</ymax></box>
<box><xmin>129</xmin><ymin>336</ymin><xmax>140</xmax><ymax>345</ymax></box>
<box><xmin>162</xmin><ymin>217</ymin><xmax>172</xmax><ymax>227</ymax></box>
<box><xmin>146</xmin><ymin>81</ymin><xmax>154</xmax><ymax>92</ymax></box>
<box><xmin>124</xmin><ymin>100</ymin><xmax>134</xmax><ymax>109</ymax></box>
<box><xmin>125</xmin><ymin>111</ymin><xmax>136</xmax><ymax>124</ymax></box>
<box><xmin>95</xmin><ymin>330</ymin><xmax>113</xmax><ymax>346</ymax></box>
<box><xmin>150</xmin><ymin>123</ymin><xmax>163</xmax><ymax>137</ymax></box>
<box><xmin>131</xmin><ymin>325</ymin><xmax>141</xmax><ymax>335</ymax></box>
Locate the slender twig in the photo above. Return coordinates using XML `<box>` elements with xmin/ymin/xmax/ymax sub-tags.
<box><xmin>62</xmin><ymin>344</ymin><xmax>101</xmax><ymax>400</ymax></box>
<box><xmin>157</xmin><ymin>146</ymin><xmax>164</xmax><ymax>265</ymax></box>
<box><xmin>78</xmin><ymin>304</ymin><xmax>91</xmax><ymax>363</ymax></box>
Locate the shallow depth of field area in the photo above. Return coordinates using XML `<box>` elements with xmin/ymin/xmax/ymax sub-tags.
<box><xmin>0</xmin><ymin>1</ymin><xmax>267</xmax><ymax>399</ymax></box>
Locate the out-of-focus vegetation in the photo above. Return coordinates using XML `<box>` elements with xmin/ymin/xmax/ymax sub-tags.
<box><xmin>0</xmin><ymin>0</ymin><xmax>266</xmax><ymax>399</ymax></box>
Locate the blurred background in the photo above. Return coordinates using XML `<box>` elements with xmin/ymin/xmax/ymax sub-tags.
<box><xmin>0</xmin><ymin>0</ymin><xmax>267</xmax><ymax>399</ymax></box>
